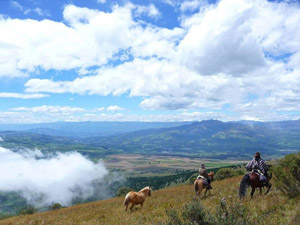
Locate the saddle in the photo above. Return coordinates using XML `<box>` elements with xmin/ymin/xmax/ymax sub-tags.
<box><xmin>249</xmin><ymin>169</ymin><xmax>267</xmax><ymax>183</ymax></box>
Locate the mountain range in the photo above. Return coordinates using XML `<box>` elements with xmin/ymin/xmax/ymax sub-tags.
<box><xmin>0</xmin><ymin>120</ymin><xmax>299</xmax><ymax>159</ymax></box>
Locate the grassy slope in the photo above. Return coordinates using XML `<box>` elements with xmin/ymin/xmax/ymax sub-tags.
<box><xmin>1</xmin><ymin>176</ymin><xmax>299</xmax><ymax>225</ymax></box>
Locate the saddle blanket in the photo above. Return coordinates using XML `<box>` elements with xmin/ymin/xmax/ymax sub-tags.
<box><xmin>259</xmin><ymin>174</ymin><xmax>267</xmax><ymax>182</ymax></box>
<box><xmin>196</xmin><ymin>175</ymin><xmax>208</xmax><ymax>186</ymax></box>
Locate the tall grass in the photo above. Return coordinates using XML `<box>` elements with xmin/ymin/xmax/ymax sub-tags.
<box><xmin>0</xmin><ymin>175</ymin><xmax>299</xmax><ymax>225</ymax></box>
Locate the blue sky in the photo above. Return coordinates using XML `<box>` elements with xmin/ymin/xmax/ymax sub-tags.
<box><xmin>0</xmin><ymin>0</ymin><xmax>300</xmax><ymax>123</ymax></box>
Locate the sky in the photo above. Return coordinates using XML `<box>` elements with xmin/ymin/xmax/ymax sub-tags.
<box><xmin>0</xmin><ymin>0</ymin><xmax>300</xmax><ymax>123</ymax></box>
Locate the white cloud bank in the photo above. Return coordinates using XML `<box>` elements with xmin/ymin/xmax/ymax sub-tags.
<box><xmin>0</xmin><ymin>147</ymin><xmax>108</xmax><ymax>206</ymax></box>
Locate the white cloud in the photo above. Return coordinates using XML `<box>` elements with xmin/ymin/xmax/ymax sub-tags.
<box><xmin>1</xmin><ymin>0</ymin><xmax>300</xmax><ymax>121</ymax></box>
<box><xmin>25</xmin><ymin>58</ymin><xmax>240</xmax><ymax>111</ymax></box>
<box><xmin>0</xmin><ymin>147</ymin><xmax>108</xmax><ymax>206</ymax></box>
<box><xmin>162</xmin><ymin>0</ymin><xmax>176</xmax><ymax>6</ymax></box>
<box><xmin>135</xmin><ymin>4</ymin><xmax>161</xmax><ymax>19</ymax></box>
<box><xmin>33</xmin><ymin>7</ymin><xmax>50</xmax><ymax>17</ymax></box>
<box><xmin>107</xmin><ymin>105</ymin><xmax>124</xmax><ymax>112</ymax></box>
<box><xmin>179</xmin><ymin>0</ymin><xmax>266</xmax><ymax>76</ymax></box>
<box><xmin>0</xmin><ymin>92</ymin><xmax>48</xmax><ymax>99</ymax></box>
<box><xmin>10</xmin><ymin>1</ymin><xmax>23</xmax><ymax>11</ymax></box>
<box><xmin>11</xmin><ymin>105</ymin><xmax>85</xmax><ymax>115</ymax></box>
<box><xmin>97</xmin><ymin>0</ymin><xmax>106</xmax><ymax>4</ymax></box>
<box><xmin>96</xmin><ymin>107</ymin><xmax>105</xmax><ymax>111</ymax></box>
<box><xmin>0</xmin><ymin>4</ymin><xmax>182</xmax><ymax>78</ymax></box>
<box><xmin>180</xmin><ymin>0</ymin><xmax>207</xmax><ymax>12</ymax></box>
<box><xmin>10</xmin><ymin>2</ymin><xmax>49</xmax><ymax>17</ymax></box>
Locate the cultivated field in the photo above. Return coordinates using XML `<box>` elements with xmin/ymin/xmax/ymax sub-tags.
<box><xmin>103</xmin><ymin>154</ymin><xmax>247</xmax><ymax>175</ymax></box>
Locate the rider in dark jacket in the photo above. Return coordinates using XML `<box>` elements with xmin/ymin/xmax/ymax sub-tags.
<box><xmin>246</xmin><ymin>152</ymin><xmax>269</xmax><ymax>181</ymax></box>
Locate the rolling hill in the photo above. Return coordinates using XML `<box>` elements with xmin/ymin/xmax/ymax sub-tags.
<box><xmin>1</xmin><ymin>120</ymin><xmax>300</xmax><ymax>159</ymax></box>
<box><xmin>0</xmin><ymin>175</ymin><xmax>299</xmax><ymax>225</ymax></box>
<box><xmin>87</xmin><ymin>120</ymin><xmax>300</xmax><ymax>159</ymax></box>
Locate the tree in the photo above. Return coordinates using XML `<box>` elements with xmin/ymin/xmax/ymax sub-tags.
<box><xmin>115</xmin><ymin>186</ymin><xmax>133</xmax><ymax>197</ymax></box>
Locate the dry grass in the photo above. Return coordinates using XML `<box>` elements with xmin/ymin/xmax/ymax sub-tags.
<box><xmin>1</xmin><ymin>176</ymin><xmax>299</xmax><ymax>225</ymax></box>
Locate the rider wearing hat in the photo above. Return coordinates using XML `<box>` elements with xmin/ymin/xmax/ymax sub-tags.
<box><xmin>199</xmin><ymin>163</ymin><xmax>213</xmax><ymax>189</ymax></box>
<box><xmin>246</xmin><ymin>152</ymin><xmax>269</xmax><ymax>182</ymax></box>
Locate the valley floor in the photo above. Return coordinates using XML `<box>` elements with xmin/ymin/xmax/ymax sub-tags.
<box><xmin>0</xmin><ymin>176</ymin><xmax>299</xmax><ymax>225</ymax></box>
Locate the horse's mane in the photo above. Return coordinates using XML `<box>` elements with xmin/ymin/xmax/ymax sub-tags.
<box><xmin>139</xmin><ymin>186</ymin><xmax>150</xmax><ymax>192</ymax></box>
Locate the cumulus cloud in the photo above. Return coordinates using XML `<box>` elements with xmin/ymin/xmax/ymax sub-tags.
<box><xmin>1</xmin><ymin>0</ymin><xmax>300</xmax><ymax>121</ymax></box>
<box><xmin>107</xmin><ymin>105</ymin><xmax>124</xmax><ymax>112</ymax></box>
<box><xmin>25</xmin><ymin>58</ymin><xmax>240</xmax><ymax>111</ymax></box>
<box><xmin>10</xmin><ymin>1</ymin><xmax>23</xmax><ymax>11</ymax></box>
<box><xmin>0</xmin><ymin>147</ymin><xmax>109</xmax><ymax>206</ymax></box>
<box><xmin>11</xmin><ymin>105</ymin><xmax>85</xmax><ymax>115</ymax></box>
<box><xmin>135</xmin><ymin>4</ymin><xmax>161</xmax><ymax>19</ymax></box>
<box><xmin>0</xmin><ymin>92</ymin><xmax>48</xmax><ymax>99</ymax></box>
<box><xmin>0</xmin><ymin>3</ymin><xmax>181</xmax><ymax>78</ymax></box>
<box><xmin>180</xmin><ymin>0</ymin><xmax>207</xmax><ymax>12</ymax></box>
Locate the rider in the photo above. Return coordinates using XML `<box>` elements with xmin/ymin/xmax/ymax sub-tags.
<box><xmin>199</xmin><ymin>163</ymin><xmax>213</xmax><ymax>189</ymax></box>
<box><xmin>245</xmin><ymin>152</ymin><xmax>269</xmax><ymax>182</ymax></box>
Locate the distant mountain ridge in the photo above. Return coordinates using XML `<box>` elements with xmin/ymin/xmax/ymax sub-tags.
<box><xmin>87</xmin><ymin>119</ymin><xmax>300</xmax><ymax>159</ymax></box>
<box><xmin>1</xmin><ymin>120</ymin><xmax>299</xmax><ymax>159</ymax></box>
<box><xmin>0</xmin><ymin>121</ymin><xmax>190</xmax><ymax>137</ymax></box>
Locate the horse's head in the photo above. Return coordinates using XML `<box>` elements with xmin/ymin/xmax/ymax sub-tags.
<box><xmin>208</xmin><ymin>172</ymin><xmax>214</xmax><ymax>181</ymax></box>
<box><xmin>147</xmin><ymin>187</ymin><xmax>152</xmax><ymax>197</ymax></box>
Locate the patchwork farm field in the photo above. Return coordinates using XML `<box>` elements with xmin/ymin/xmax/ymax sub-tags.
<box><xmin>103</xmin><ymin>154</ymin><xmax>247</xmax><ymax>175</ymax></box>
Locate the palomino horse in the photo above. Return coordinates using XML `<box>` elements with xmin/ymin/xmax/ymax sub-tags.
<box><xmin>124</xmin><ymin>186</ymin><xmax>151</xmax><ymax>211</ymax></box>
<box><xmin>239</xmin><ymin>170</ymin><xmax>272</xmax><ymax>198</ymax></box>
<box><xmin>194</xmin><ymin>172</ymin><xmax>214</xmax><ymax>197</ymax></box>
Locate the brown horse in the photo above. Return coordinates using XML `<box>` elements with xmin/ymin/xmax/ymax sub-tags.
<box><xmin>194</xmin><ymin>172</ymin><xmax>214</xmax><ymax>197</ymax></box>
<box><xmin>123</xmin><ymin>186</ymin><xmax>151</xmax><ymax>211</ymax></box>
<box><xmin>239</xmin><ymin>170</ymin><xmax>272</xmax><ymax>198</ymax></box>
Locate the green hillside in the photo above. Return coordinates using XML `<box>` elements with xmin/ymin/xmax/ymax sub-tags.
<box><xmin>89</xmin><ymin>120</ymin><xmax>300</xmax><ymax>159</ymax></box>
<box><xmin>1</xmin><ymin>120</ymin><xmax>300</xmax><ymax>160</ymax></box>
<box><xmin>1</xmin><ymin>175</ymin><xmax>299</xmax><ymax>225</ymax></box>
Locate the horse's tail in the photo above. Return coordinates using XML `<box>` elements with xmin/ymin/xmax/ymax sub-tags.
<box><xmin>123</xmin><ymin>193</ymin><xmax>130</xmax><ymax>206</ymax></box>
<box><xmin>195</xmin><ymin>180</ymin><xmax>199</xmax><ymax>193</ymax></box>
<box><xmin>239</xmin><ymin>174</ymin><xmax>250</xmax><ymax>198</ymax></box>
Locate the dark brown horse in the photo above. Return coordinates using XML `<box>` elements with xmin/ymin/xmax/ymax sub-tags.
<box><xmin>239</xmin><ymin>170</ymin><xmax>272</xmax><ymax>198</ymax></box>
<box><xmin>194</xmin><ymin>172</ymin><xmax>214</xmax><ymax>197</ymax></box>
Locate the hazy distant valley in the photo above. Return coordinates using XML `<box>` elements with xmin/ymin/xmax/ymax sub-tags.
<box><xmin>1</xmin><ymin>120</ymin><xmax>299</xmax><ymax>160</ymax></box>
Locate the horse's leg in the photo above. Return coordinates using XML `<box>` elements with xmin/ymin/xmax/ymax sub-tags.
<box><xmin>259</xmin><ymin>187</ymin><xmax>262</xmax><ymax>194</ymax></box>
<box><xmin>250</xmin><ymin>187</ymin><xmax>255</xmax><ymax>198</ymax></box>
<box><xmin>125</xmin><ymin>203</ymin><xmax>128</xmax><ymax>212</ymax></box>
<box><xmin>195</xmin><ymin>182</ymin><xmax>200</xmax><ymax>197</ymax></box>
<box><xmin>265</xmin><ymin>183</ymin><xmax>272</xmax><ymax>195</ymax></box>
<box><xmin>204</xmin><ymin>187</ymin><xmax>208</xmax><ymax>197</ymax></box>
<box><xmin>130</xmin><ymin>203</ymin><xmax>135</xmax><ymax>211</ymax></box>
<box><xmin>140</xmin><ymin>202</ymin><xmax>144</xmax><ymax>208</ymax></box>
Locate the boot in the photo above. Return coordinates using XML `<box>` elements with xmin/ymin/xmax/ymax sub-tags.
<box><xmin>208</xmin><ymin>184</ymin><xmax>213</xmax><ymax>189</ymax></box>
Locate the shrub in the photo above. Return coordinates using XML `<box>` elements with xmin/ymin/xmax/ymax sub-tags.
<box><xmin>215</xmin><ymin>197</ymin><xmax>251</xmax><ymax>225</ymax></box>
<box><xmin>189</xmin><ymin>173</ymin><xmax>198</xmax><ymax>184</ymax></box>
<box><xmin>271</xmin><ymin>152</ymin><xmax>300</xmax><ymax>198</ymax></box>
<box><xmin>164</xmin><ymin>198</ymin><xmax>215</xmax><ymax>225</ymax></box>
<box><xmin>115</xmin><ymin>186</ymin><xmax>133</xmax><ymax>197</ymax></box>
<box><xmin>215</xmin><ymin>168</ymin><xmax>245</xmax><ymax>180</ymax></box>
<box><xmin>51</xmin><ymin>203</ymin><xmax>63</xmax><ymax>210</ymax></box>
<box><xmin>19</xmin><ymin>204</ymin><xmax>37</xmax><ymax>215</ymax></box>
